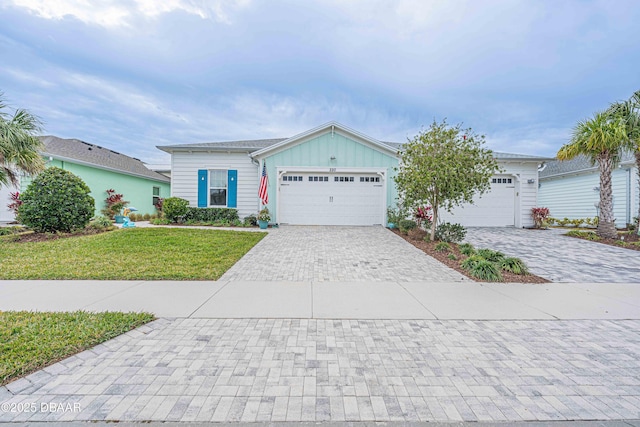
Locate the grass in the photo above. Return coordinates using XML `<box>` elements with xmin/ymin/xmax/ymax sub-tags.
<box><xmin>0</xmin><ymin>311</ymin><xmax>154</xmax><ymax>385</ymax></box>
<box><xmin>0</xmin><ymin>228</ymin><xmax>266</xmax><ymax>280</ymax></box>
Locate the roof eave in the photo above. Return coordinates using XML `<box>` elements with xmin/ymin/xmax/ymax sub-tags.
<box><xmin>43</xmin><ymin>152</ymin><xmax>170</xmax><ymax>183</ymax></box>
<box><xmin>156</xmin><ymin>146</ymin><xmax>259</xmax><ymax>153</ymax></box>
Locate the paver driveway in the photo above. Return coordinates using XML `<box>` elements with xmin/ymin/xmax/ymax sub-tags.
<box><xmin>464</xmin><ymin>228</ymin><xmax>640</xmax><ymax>283</ymax></box>
<box><xmin>221</xmin><ymin>226</ymin><xmax>467</xmax><ymax>282</ymax></box>
<box><xmin>2</xmin><ymin>318</ymin><xmax>640</xmax><ymax>423</ymax></box>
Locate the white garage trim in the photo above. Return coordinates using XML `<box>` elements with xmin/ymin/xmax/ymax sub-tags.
<box><xmin>276</xmin><ymin>167</ymin><xmax>387</xmax><ymax>225</ymax></box>
<box><xmin>439</xmin><ymin>174</ymin><xmax>520</xmax><ymax>227</ymax></box>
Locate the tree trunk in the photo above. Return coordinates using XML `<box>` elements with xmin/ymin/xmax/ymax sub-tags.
<box><xmin>596</xmin><ymin>153</ymin><xmax>618</xmax><ymax>239</ymax></box>
<box><xmin>430</xmin><ymin>206</ymin><xmax>438</xmax><ymax>241</ymax></box>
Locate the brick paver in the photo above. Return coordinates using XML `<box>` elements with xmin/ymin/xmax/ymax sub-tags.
<box><xmin>221</xmin><ymin>226</ymin><xmax>467</xmax><ymax>282</ymax></box>
<box><xmin>464</xmin><ymin>228</ymin><xmax>640</xmax><ymax>283</ymax></box>
<box><xmin>2</xmin><ymin>318</ymin><xmax>639</xmax><ymax>422</ymax></box>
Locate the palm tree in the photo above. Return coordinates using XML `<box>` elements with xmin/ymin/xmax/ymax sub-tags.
<box><xmin>608</xmin><ymin>90</ymin><xmax>640</xmax><ymax>229</ymax></box>
<box><xmin>0</xmin><ymin>92</ymin><xmax>45</xmax><ymax>187</ymax></box>
<box><xmin>557</xmin><ymin>111</ymin><xmax>629</xmax><ymax>239</ymax></box>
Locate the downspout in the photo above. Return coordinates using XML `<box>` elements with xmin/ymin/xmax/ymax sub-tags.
<box><xmin>250</xmin><ymin>155</ymin><xmax>260</xmax><ymax>214</ymax></box>
<box><xmin>627</xmin><ymin>167</ymin><xmax>632</xmax><ymax>226</ymax></box>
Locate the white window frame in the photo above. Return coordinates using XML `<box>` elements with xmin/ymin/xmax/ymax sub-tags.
<box><xmin>208</xmin><ymin>169</ymin><xmax>228</xmax><ymax>207</ymax></box>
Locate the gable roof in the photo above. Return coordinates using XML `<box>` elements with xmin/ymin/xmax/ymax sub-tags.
<box><xmin>155</xmin><ymin>123</ymin><xmax>549</xmax><ymax>163</ymax></box>
<box><xmin>250</xmin><ymin>121</ymin><xmax>398</xmax><ymax>157</ymax></box>
<box><xmin>540</xmin><ymin>151</ymin><xmax>636</xmax><ymax>179</ymax></box>
<box><xmin>40</xmin><ymin>136</ymin><xmax>170</xmax><ymax>183</ymax></box>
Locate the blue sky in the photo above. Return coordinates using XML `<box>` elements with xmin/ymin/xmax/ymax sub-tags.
<box><xmin>1</xmin><ymin>0</ymin><xmax>638</xmax><ymax>165</ymax></box>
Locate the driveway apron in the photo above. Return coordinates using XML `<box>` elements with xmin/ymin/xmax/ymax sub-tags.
<box><xmin>464</xmin><ymin>227</ymin><xmax>640</xmax><ymax>283</ymax></box>
<box><xmin>221</xmin><ymin>226</ymin><xmax>467</xmax><ymax>282</ymax></box>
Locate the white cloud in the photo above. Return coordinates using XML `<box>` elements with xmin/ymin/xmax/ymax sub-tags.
<box><xmin>6</xmin><ymin>0</ymin><xmax>251</xmax><ymax>28</ymax></box>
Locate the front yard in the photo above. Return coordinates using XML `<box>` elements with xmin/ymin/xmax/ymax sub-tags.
<box><xmin>1</xmin><ymin>311</ymin><xmax>154</xmax><ymax>385</ymax></box>
<box><xmin>0</xmin><ymin>228</ymin><xmax>266</xmax><ymax>280</ymax></box>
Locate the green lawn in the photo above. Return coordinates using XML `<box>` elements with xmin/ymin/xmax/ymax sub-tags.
<box><xmin>0</xmin><ymin>228</ymin><xmax>266</xmax><ymax>280</ymax></box>
<box><xmin>0</xmin><ymin>311</ymin><xmax>154</xmax><ymax>385</ymax></box>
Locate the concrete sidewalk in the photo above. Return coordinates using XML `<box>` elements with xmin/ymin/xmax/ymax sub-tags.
<box><xmin>1</xmin><ymin>280</ymin><xmax>639</xmax><ymax>319</ymax></box>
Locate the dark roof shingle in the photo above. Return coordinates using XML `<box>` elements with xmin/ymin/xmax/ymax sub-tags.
<box><xmin>40</xmin><ymin>136</ymin><xmax>170</xmax><ymax>183</ymax></box>
<box><xmin>540</xmin><ymin>151</ymin><xmax>636</xmax><ymax>179</ymax></box>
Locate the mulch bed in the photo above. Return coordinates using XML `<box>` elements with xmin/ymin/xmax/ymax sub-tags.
<box><xmin>3</xmin><ymin>227</ymin><xmax>115</xmax><ymax>243</ymax></box>
<box><xmin>565</xmin><ymin>230</ymin><xmax>640</xmax><ymax>252</ymax></box>
<box><xmin>392</xmin><ymin>228</ymin><xmax>550</xmax><ymax>283</ymax></box>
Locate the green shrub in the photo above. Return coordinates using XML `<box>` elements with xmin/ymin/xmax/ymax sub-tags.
<box><xmin>447</xmin><ymin>253</ymin><xmax>458</xmax><ymax>261</ymax></box>
<box><xmin>18</xmin><ymin>167</ymin><xmax>94</xmax><ymax>233</ymax></box>
<box><xmin>569</xmin><ymin>218</ymin><xmax>585</xmax><ymax>227</ymax></box>
<box><xmin>476</xmin><ymin>248</ymin><xmax>505</xmax><ymax>263</ymax></box>
<box><xmin>500</xmin><ymin>257</ymin><xmax>529</xmax><ymax>275</ymax></box>
<box><xmin>151</xmin><ymin>218</ymin><xmax>171</xmax><ymax>225</ymax></box>
<box><xmin>434</xmin><ymin>242</ymin><xmax>452</xmax><ymax>252</ymax></box>
<box><xmin>243</xmin><ymin>214</ymin><xmax>258</xmax><ymax>227</ymax></box>
<box><xmin>458</xmin><ymin>243</ymin><xmax>476</xmax><ymax>256</ymax></box>
<box><xmin>566</xmin><ymin>230</ymin><xmax>600</xmax><ymax>240</ymax></box>
<box><xmin>387</xmin><ymin>206</ymin><xmax>402</xmax><ymax>225</ymax></box>
<box><xmin>88</xmin><ymin>216</ymin><xmax>113</xmax><ymax>230</ymax></box>
<box><xmin>143</xmin><ymin>213</ymin><xmax>151</xmax><ymax>221</ymax></box>
<box><xmin>398</xmin><ymin>219</ymin><xmax>417</xmax><ymax>234</ymax></box>
<box><xmin>460</xmin><ymin>255</ymin><xmax>484</xmax><ymax>271</ymax></box>
<box><xmin>435</xmin><ymin>222</ymin><xmax>466</xmax><ymax>243</ymax></box>
<box><xmin>469</xmin><ymin>260</ymin><xmax>503</xmax><ymax>281</ymax></box>
<box><xmin>162</xmin><ymin>197</ymin><xmax>189</xmax><ymax>223</ymax></box>
<box><xmin>183</xmin><ymin>207</ymin><xmax>240</xmax><ymax>223</ymax></box>
<box><xmin>0</xmin><ymin>226</ymin><xmax>24</xmax><ymax>236</ymax></box>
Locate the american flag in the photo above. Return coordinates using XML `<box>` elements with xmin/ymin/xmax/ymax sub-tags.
<box><xmin>258</xmin><ymin>161</ymin><xmax>268</xmax><ymax>205</ymax></box>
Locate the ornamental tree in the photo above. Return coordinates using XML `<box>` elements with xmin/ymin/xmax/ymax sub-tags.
<box><xmin>394</xmin><ymin>119</ymin><xmax>500</xmax><ymax>241</ymax></box>
<box><xmin>18</xmin><ymin>167</ymin><xmax>95</xmax><ymax>232</ymax></box>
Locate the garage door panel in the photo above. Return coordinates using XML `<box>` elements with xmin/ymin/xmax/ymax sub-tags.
<box><xmin>279</xmin><ymin>173</ymin><xmax>384</xmax><ymax>226</ymax></box>
<box><xmin>439</xmin><ymin>176</ymin><xmax>515</xmax><ymax>227</ymax></box>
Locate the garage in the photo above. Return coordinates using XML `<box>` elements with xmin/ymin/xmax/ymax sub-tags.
<box><xmin>440</xmin><ymin>175</ymin><xmax>516</xmax><ymax>227</ymax></box>
<box><xmin>278</xmin><ymin>171</ymin><xmax>385</xmax><ymax>225</ymax></box>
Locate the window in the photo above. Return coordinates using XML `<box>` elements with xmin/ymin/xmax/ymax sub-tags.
<box><xmin>360</xmin><ymin>176</ymin><xmax>380</xmax><ymax>183</ymax></box>
<box><xmin>209</xmin><ymin>170</ymin><xmax>227</xmax><ymax>206</ymax></box>
<box><xmin>492</xmin><ymin>177</ymin><xmax>513</xmax><ymax>184</ymax></box>
<box><xmin>152</xmin><ymin>186</ymin><xmax>160</xmax><ymax>206</ymax></box>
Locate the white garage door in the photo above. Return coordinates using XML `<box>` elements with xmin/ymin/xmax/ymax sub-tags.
<box><xmin>440</xmin><ymin>175</ymin><xmax>516</xmax><ymax>227</ymax></box>
<box><xmin>279</xmin><ymin>172</ymin><xmax>385</xmax><ymax>225</ymax></box>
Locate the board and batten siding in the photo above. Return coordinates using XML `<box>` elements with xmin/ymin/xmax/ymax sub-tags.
<box><xmin>539</xmin><ymin>166</ymin><xmax>639</xmax><ymax>226</ymax></box>
<box><xmin>260</xmin><ymin>131</ymin><xmax>399</xmax><ymax>222</ymax></box>
<box><xmin>171</xmin><ymin>151</ymin><xmax>259</xmax><ymax>219</ymax></box>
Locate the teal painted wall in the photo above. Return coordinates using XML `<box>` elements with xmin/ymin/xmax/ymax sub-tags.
<box><xmin>21</xmin><ymin>159</ymin><xmax>170</xmax><ymax>217</ymax></box>
<box><xmin>262</xmin><ymin>132</ymin><xmax>399</xmax><ymax>221</ymax></box>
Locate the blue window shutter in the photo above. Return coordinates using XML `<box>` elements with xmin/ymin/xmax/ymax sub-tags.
<box><xmin>197</xmin><ymin>169</ymin><xmax>208</xmax><ymax>207</ymax></box>
<box><xmin>227</xmin><ymin>170</ymin><xmax>238</xmax><ymax>208</ymax></box>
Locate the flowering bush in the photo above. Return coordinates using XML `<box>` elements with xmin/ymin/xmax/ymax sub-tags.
<box><xmin>154</xmin><ymin>197</ymin><xmax>164</xmax><ymax>213</ymax></box>
<box><xmin>414</xmin><ymin>206</ymin><xmax>433</xmax><ymax>229</ymax></box>
<box><xmin>531</xmin><ymin>207</ymin><xmax>550</xmax><ymax>229</ymax></box>
<box><xmin>101</xmin><ymin>189</ymin><xmax>129</xmax><ymax>219</ymax></box>
<box><xmin>7</xmin><ymin>191</ymin><xmax>22</xmax><ymax>216</ymax></box>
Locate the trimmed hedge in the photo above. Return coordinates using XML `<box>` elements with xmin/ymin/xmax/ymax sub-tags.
<box><xmin>183</xmin><ymin>207</ymin><xmax>240</xmax><ymax>223</ymax></box>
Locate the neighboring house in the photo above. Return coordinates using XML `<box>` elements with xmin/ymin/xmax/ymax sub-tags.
<box><xmin>0</xmin><ymin>182</ymin><xmax>19</xmax><ymax>222</ymax></box>
<box><xmin>16</xmin><ymin>136</ymin><xmax>171</xmax><ymax>218</ymax></box>
<box><xmin>539</xmin><ymin>152</ymin><xmax>639</xmax><ymax>226</ymax></box>
<box><xmin>158</xmin><ymin>122</ymin><xmax>549</xmax><ymax>228</ymax></box>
